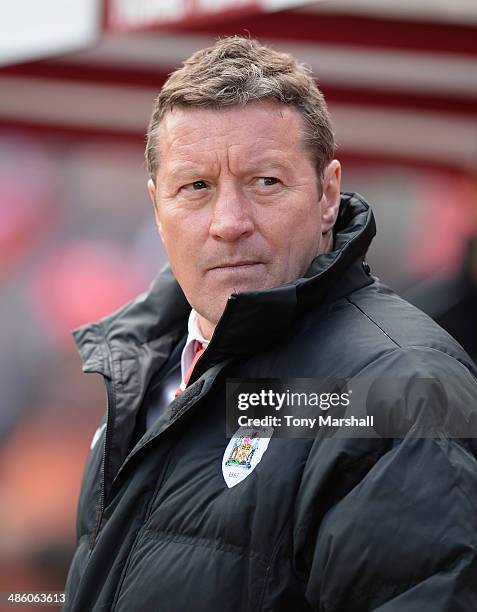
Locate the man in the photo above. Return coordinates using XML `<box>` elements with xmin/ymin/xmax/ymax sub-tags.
<box><xmin>65</xmin><ymin>37</ymin><xmax>477</xmax><ymax>611</ymax></box>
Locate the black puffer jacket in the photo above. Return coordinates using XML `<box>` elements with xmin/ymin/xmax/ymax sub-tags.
<box><xmin>65</xmin><ymin>193</ymin><xmax>477</xmax><ymax>611</ymax></box>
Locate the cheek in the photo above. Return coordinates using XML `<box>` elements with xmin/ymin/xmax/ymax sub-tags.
<box><xmin>266</xmin><ymin>200</ymin><xmax>321</xmax><ymax>247</ymax></box>
<box><xmin>160</xmin><ymin>215</ymin><xmax>206</xmax><ymax>281</ymax></box>
<box><xmin>159</xmin><ymin>208</ymin><xmax>198</xmax><ymax>247</ymax></box>
<box><xmin>164</xmin><ymin>232</ymin><xmax>193</xmax><ymax>266</ymax></box>
<box><xmin>279</xmin><ymin>205</ymin><xmax>322</xmax><ymax>272</ymax></box>
<box><xmin>299</xmin><ymin>201</ymin><xmax>322</xmax><ymax>243</ymax></box>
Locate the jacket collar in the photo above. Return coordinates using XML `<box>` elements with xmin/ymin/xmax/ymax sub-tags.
<box><xmin>74</xmin><ymin>192</ymin><xmax>375</xmax><ymax>379</ymax></box>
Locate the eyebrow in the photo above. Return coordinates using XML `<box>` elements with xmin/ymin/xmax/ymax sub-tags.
<box><xmin>240</xmin><ymin>158</ymin><xmax>295</xmax><ymax>175</ymax></box>
<box><xmin>165</xmin><ymin>162</ymin><xmax>211</xmax><ymax>183</ymax></box>
<box><xmin>164</xmin><ymin>157</ymin><xmax>295</xmax><ymax>184</ymax></box>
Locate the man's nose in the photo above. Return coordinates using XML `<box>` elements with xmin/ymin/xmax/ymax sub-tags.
<box><xmin>209</xmin><ymin>183</ymin><xmax>255</xmax><ymax>242</ymax></box>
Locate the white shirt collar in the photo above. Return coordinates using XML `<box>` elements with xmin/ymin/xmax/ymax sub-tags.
<box><xmin>180</xmin><ymin>309</ymin><xmax>210</xmax><ymax>388</ymax></box>
<box><xmin>187</xmin><ymin>309</ymin><xmax>209</xmax><ymax>346</ymax></box>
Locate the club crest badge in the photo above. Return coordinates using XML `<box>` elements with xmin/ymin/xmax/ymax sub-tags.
<box><xmin>222</xmin><ymin>426</ymin><xmax>273</xmax><ymax>488</ymax></box>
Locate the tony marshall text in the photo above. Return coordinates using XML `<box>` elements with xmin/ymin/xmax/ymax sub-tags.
<box><xmin>237</xmin><ymin>415</ymin><xmax>374</xmax><ymax>428</ymax></box>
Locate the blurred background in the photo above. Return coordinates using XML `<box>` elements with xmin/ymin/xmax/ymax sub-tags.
<box><xmin>1</xmin><ymin>0</ymin><xmax>476</xmax><ymax>608</ymax></box>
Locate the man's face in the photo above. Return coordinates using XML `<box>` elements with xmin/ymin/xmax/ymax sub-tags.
<box><xmin>148</xmin><ymin>100</ymin><xmax>341</xmax><ymax>338</ymax></box>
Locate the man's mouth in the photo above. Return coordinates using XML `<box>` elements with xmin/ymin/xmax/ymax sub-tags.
<box><xmin>210</xmin><ymin>261</ymin><xmax>262</xmax><ymax>270</ymax></box>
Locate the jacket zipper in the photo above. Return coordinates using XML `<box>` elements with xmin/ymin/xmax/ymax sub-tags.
<box><xmin>90</xmin><ymin>376</ymin><xmax>115</xmax><ymax>549</ymax></box>
<box><xmin>88</xmin><ymin>300</ymin><xmax>236</xmax><ymax>549</ymax></box>
<box><xmin>89</xmin><ymin>374</ymin><xmax>205</xmax><ymax>549</ymax></box>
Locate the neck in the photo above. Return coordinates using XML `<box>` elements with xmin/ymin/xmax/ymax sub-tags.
<box><xmin>319</xmin><ymin>230</ymin><xmax>334</xmax><ymax>256</ymax></box>
<box><xmin>197</xmin><ymin>314</ymin><xmax>215</xmax><ymax>341</ymax></box>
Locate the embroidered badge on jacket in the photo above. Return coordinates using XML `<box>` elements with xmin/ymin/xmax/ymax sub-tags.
<box><xmin>222</xmin><ymin>427</ymin><xmax>273</xmax><ymax>488</ymax></box>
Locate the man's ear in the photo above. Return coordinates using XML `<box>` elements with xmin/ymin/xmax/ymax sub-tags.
<box><xmin>147</xmin><ymin>178</ymin><xmax>164</xmax><ymax>240</ymax></box>
<box><xmin>320</xmin><ymin>159</ymin><xmax>341</xmax><ymax>234</ymax></box>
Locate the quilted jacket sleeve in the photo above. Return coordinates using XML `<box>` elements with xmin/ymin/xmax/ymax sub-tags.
<box><xmin>296</xmin><ymin>348</ymin><xmax>477</xmax><ymax>612</ymax></box>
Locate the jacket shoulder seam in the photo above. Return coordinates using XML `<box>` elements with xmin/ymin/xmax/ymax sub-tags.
<box><xmin>348</xmin><ymin>344</ymin><xmax>476</xmax><ymax>384</ymax></box>
<box><xmin>405</xmin><ymin>345</ymin><xmax>476</xmax><ymax>376</ymax></box>
<box><xmin>345</xmin><ymin>296</ymin><xmax>402</xmax><ymax>349</ymax></box>
<box><xmin>345</xmin><ymin>296</ymin><xmax>475</xmax><ymax>376</ymax></box>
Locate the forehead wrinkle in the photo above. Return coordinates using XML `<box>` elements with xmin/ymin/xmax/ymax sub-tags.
<box><xmin>166</xmin><ymin>150</ymin><xmax>221</xmax><ymax>182</ymax></box>
<box><xmin>242</xmin><ymin>153</ymin><xmax>295</xmax><ymax>171</ymax></box>
<box><xmin>158</xmin><ymin>115</ymin><xmax>208</xmax><ymax>166</ymax></box>
<box><xmin>158</xmin><ymin>103</ymin><xmax>312</xmax><ymax>180</ymax></box>
<box><xmin>225</xmin><ymin>139</ymin><xmax>301</xmax><ymax>177</ymax></box>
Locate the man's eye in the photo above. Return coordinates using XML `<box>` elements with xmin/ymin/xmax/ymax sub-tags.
<box><xmin>256</xmin><ymin>177</ymin><xmax>278</xmax><ymax>187</ymax></box>
<box><xmin>180</xmin><ymin>180</ymin><xmax>208</xmax><ymax>193</ymax></box>
<box><xmin>191</xmin><ymin>180</ymin><xmax>207</xmax><ymax>190</ymax></box>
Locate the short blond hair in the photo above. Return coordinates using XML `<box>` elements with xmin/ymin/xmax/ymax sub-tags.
<box><xmin>146</xmin><ymin>36</ymin><xmax>335</xmax><ymax>183</ymax></box>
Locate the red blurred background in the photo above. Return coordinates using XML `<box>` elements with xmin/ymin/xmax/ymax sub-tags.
<box><xmin>1</xmin><ymin>1</ymin><xmax>476</xmax><ymax>609</ymax></box>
